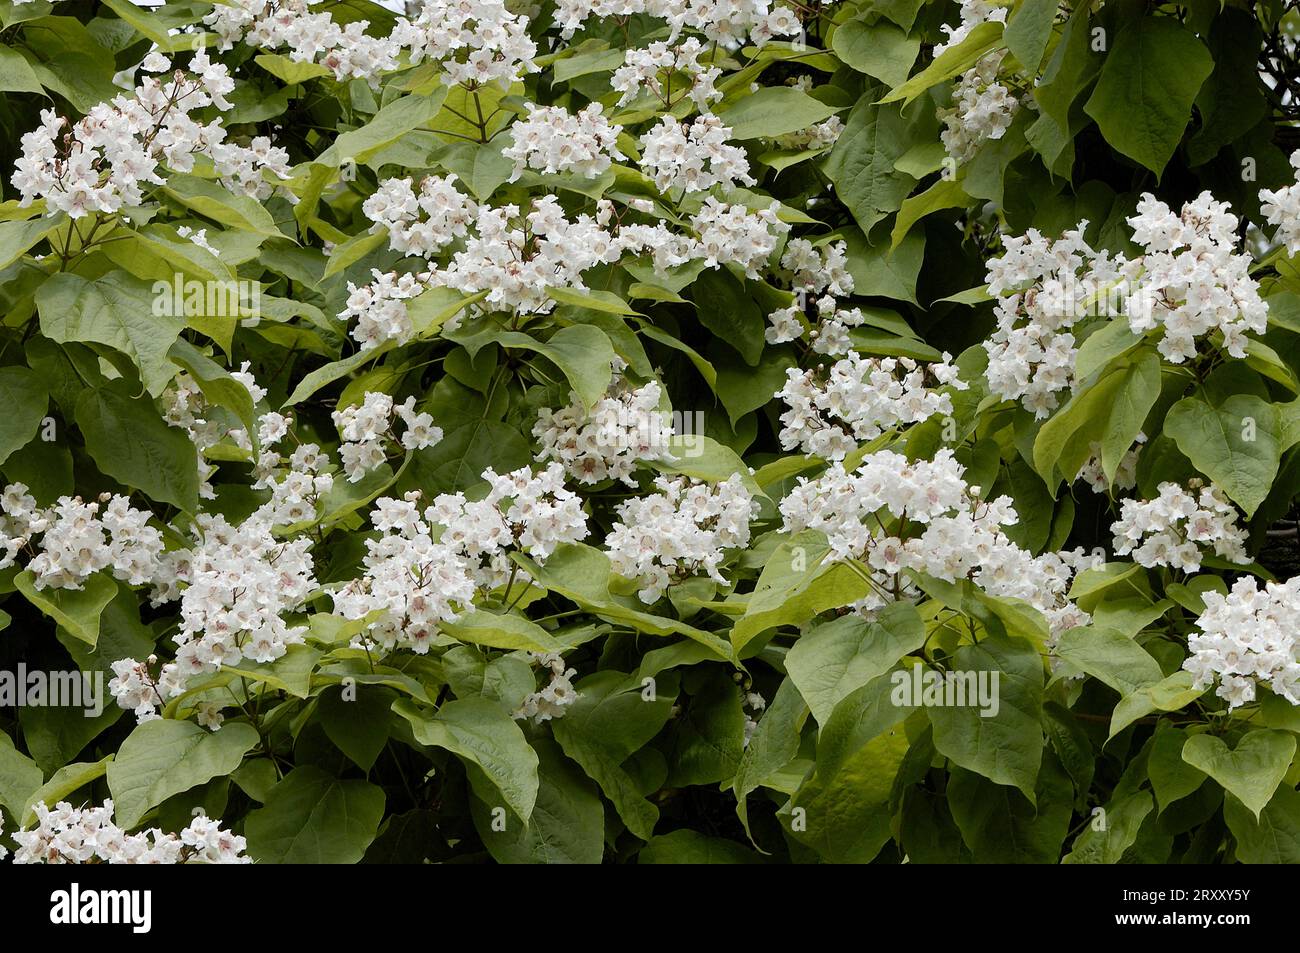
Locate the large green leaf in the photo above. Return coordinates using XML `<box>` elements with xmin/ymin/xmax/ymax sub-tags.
<box><xmin>76</xmin><ymin>386</ymin><xmax>201</xmax><ymax>512</ymax></box>
<box><xmin>106</xmin><ymin>719</ymin><xmax>259</xmax><ymax>829</ymax></box>
<box><xmin>928</xmin><ymin>635</ymin><xmax>1045</xmax><ymax>801</ymax></box>
<box><xmin>1182</xmin><ymin>729</ymin><xmax>1296</xmax><ymax>820</ymax></box>
<box><xmin>1165</xmin><ymin>394</ymin><xmax>1281</xmax><ymax>517</ymax></box>
<box><xmin>37</xmin><ymin>271</ymin><xmax>186</xmax><ymax>396</ymax></box>
<box><xmin>1082</xmin><ymin>15</ymin><xmax>1213</xmax><ymax>176</ymax></box>
<box><xmin>393</xmin><ymin>696</ymin><xmax>539</xmax><ymax>821</ymax></box>
<box><xmin>245</xmin><ymin>766</ymin><xmax>386</xmax><ymax>863</ymax></box>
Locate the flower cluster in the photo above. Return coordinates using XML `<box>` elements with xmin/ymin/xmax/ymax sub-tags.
<box><xmin>12</xmin><ymin>51</ymin><xmax>280</xmax><ymax>217</ymax></box>
<box><xmin>332</xmin><ymin>392</ymin><xmax>443</xmax><ymax>482</ymax></box>
<box><xmin>1110</xmin><ymin>481</ymin><xmax>1250</xmax><ymax>571</ymax></box>
<box><xmin>513</xmin><ymin>651</ymin><xmax>581</xmax><ymax>723</ymax></box>
<box><xmin>0</xmin><ymin>486</ymin><xmax>165</xmax><ymax>591</ymax></box>
<box><xmin>982</xmin><ymin>224</ymin><xmax>1114</xmax><ymax>416</ymax></box>
<box><xmin>343</xmin><ymin>268</ymin><xmax>436</xmax><ymax>350</ymax></box>
<box><xmin>533</xmin><ymin>371</ymin><xmax>674</xmax><ymax>485</ymax></box>
<box><xmin>691</xmin><ymin>197</ymin><xmax>790</xmax><ymax>277</ymax></box>
<box><xmin>362</xmin><ymin>174</ymin><xmax>478</xmax><ymax>258</ymax></box>
<box><xmin>612</xmin><ymin>39</ymin><xmax>723</xmax><ymax>110</ymax></box>
<box><xmin>1124</xmin><ymin>192</ymin><xmax>1267</xmax><ymax>362</ymax></box>
<box><xmin>503</xmin><ymin>102</ymin><xmax>625</xmax><ymax>180</ymax></box>
<box><xmin>426</xmin><ymin>463</ymin><xmax>590</xmax><ymax>589</ymax></box>
<box><xmin>776</xmin><ymin>353</ymin><xmax>964</xmax><ymax>460</ymax></box>
<box><xmin>778</xmin><ymin>448</ymin><xmax>1096</xmax><ymax>635</ymax></box>
<box><xmin>1185</xmin><ymin>576</ymin><xmax>1300</xmax><ymax>710</ymax></box>
<box><xmin>606</xmin><ymin>474</ymin><xmax>757</xmax><ymax>602</ymax></box>
<box><xmin>940</xmin><ymin>51</ymin><xmax>1020</xmax><ymax>164</ymax></box>
<box><xmin>638</xmin><ymin>114</ymin><xmax>753</xmax><ymax>193</ymax></box>
<box><xmin>333</xmin><ymin>492</ymin><xmax>477</xmax><ymax>654</ymax></box>
<box><xmin>1260</xmin><ymin>150</ymin><xmax>1300</xmax><ymax>255</ymax></box>
<box><xmin>12</xmin><ymin>801</ymin><xmax>249</xmax><ymax>864</ymax></box>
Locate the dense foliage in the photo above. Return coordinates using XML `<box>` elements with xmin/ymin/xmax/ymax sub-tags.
<box><xmin>0</xmin><ymin>0</ymin><xmax>1298</xmax><ymax>864</ymax></box>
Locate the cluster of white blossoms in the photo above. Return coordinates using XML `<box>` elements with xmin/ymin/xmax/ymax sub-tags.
<box><xmin>11</xmin><ymin>801</ymin><xmax>249</xmax><ymax>865</ymax></box>
<box><xmin>1184</xmin><ymin>576</ymin><xmax>1300</xmax><ymax>710</ymax></box>
<box><xmin>343</xmin><ymin>268</ymin><xmax>435</xmax><ymax>350</ymax></box>
<box><xmin>503</xmin><ymin>102</ymin><xmax>625</xmax><ymax>180</ymax></box>
<box><xmin>779</xmin><ymin>238</ymin><xmax>854</xmax><ymax>297</ymax></box>
<box><xmin>692</xmin><ymin>197</ymin><xmax>790</xmax><ymax>277</ymax></box>
<box><xmin>332</xmin><ymin>392</ymin><xmax>443</xmax><ymax>482</ymax></box>
<box><xmin>983</xmin><ymin>224</ymin><xmax>1117</xmax><ymax>416</ymax></box>
<box><xmin>513</xmin><ymin>651</ymin><xmax>581</xmax><ymax>723</ymax></box>
<box><xmin>1123</xmin><ymin>192</ymin><xmax>1268</xmax><ymax>362</ymax></box>
<box><xmin>553</xmin><ymin>0</ymin><xmax>803</xmax><ymax>48</ymax></box>
<box><xmin>1260</xmin><ymin>150</ymin><xmax>1300</xmax><ymax>255</ymax></box>
<box><xmin>1076</xmin><ymin>433</ymin><xmax>1145</xmax><ymax>494</ymax></box>
<box><xmin>778</xmin><ymin>448</ymin><xmax>1096</xmax><ymax>633</ymax></box>
<box><xmin>940</xmin><ymin>51</ymin><xmax>1020</xmax><ymax>164</ymax></box>
<box><xmin>111</xmin><ymin>502</ymin><xmax>318</xmax><ymax>719</ymax></box>
<box><xmin>774</xmin><ymin>116</ymin><xmax>844</xmax><ymax>152</ymax></box>
<box><xmin>206</xmin><ymin>0</ymin><xmax>403</xmax><ymax>84</ymax></box>
<box><xmin>163</xmin><ymin>362</ymin><xmax>269</xmax><ymax>497</ymax></box>
<box><xmin>1111</xmin><ymin>481</ymin><xmax>1250</xmax><ymax>571</ymax></box>
<box><xmin>638</xmin><ymin>114</ymin><xmax>753</xmax><ymax>193</ymax></box>
<box><xmin>362</xmin><ymin>174</ymin><xmax>478</xmax><ymax>258</ymax></box>
<box><xmin>426</xmin><ymin>463</ymin><xmax>590</xmax><ymax>589</ymax></box>
<box><xmin>606</xmin><ymin>474</ymin><xmax>757</xmax><ymax>602</ymax></box>
<box><xmin>432</xmin><ymin>196</ymin><xmax>618</xmax><ymax>315</ymax></box>
<box><xmin>0</xmin><ymin>485</ymin><xmax>165</xmax><ymax>591</ymax></box>
<box><xmin>393</xmin><ymin>0</ymin><xmax>538</xmax><ymax>86</ymax></box>
<box><xmin>611</xmin><ymin>39</ymin><xmax>723</xmax><ymax>110</ymax></box>
<box><xmin>776</xmin><ymin>353</ymin><xmax>964</xmax><ymax>460</ymax></box>
<box><xmin>333</xmin><ymin>492</ymin><xmax>478</xmax><ymax>654</ymax></box>
<box><xmin>12</xmin><ymin>50</ymin><xmax>287</xmax><ymax>217</ymax></box>
<box><xmin>533</xmin><ymin>371</ymin><xmax>674</xmax><ymax>485</ymax></box>
<box><xmin>209</xmin><ymin>0</ymin><xmax>537</xmax><ymax>87</ymax></box>
<box><xmin>934</xmin><ymin>0</ymin><xmax>1008</xmax><ymax>56</ymax></box>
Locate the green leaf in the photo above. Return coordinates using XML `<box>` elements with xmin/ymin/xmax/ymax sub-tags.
<box><xmin>317</xmin><ymin>686</ymin><xmax>395</xmax><ymax>772</ymax></box>
<box><xmin>76</xmin><ymin>386</ymin><xmax>200</xmax><ymax>512</ymax></box>
<box><xmin>928</xmin><ymin>636</ymin><xmax>1044</xmax><ymax>802</ymax></box>
<box><xmin>22</xmin><ymin>757</ymin><xmax>113</xmax><ymax>827</ymax></box>
<box><xmin>1054</xmin><ymin>625</ymin><xmax>1163</xmax><ymax>696</ymax></box>
<box><xmin>1182</xmin><ymin>729</ymin><xmax>1296</xmax><ymax>820</ymax></box>
<box><xmin>1148</xmin><ymin>723</ymin><xmax>1206</xmax><ymax>812</ymax></box>
<box><xmin>880</xmin><ymin>20</ymin><xmax>1004</xmax><ymax>104</ymax></box>
<box><xmin>824</xmin><ymin>99</ymin><xmax>917</xmax><ymax>234</ymax></box>
<box><xmin>442</xmin><ymin>609</ymin><xmax>562</xmax><ymax>653</ymax></box>
<box><xmin>495</xmin><ymin>325</ymin><xmax>615</xmax><ymax>410</ymax></box>
<box><xmin>14</xmin><ymin>570</ymin><xmax>117</xmax><ymax>648</ymax></box>
<box><xmin>1109</xmin><ymin>671</ymin><xmax>1205</xmax><ymax>740</ymax></box>
<box><xmin>831</xmin><ymin>19</ymin><xmax>919</xmax><ymax>87</ymax></box>
<box><xmin>0</xmin><ymin>731</ymin><xmax>43</xmax><ymax>820</ymax></box>
<box><xmin>785</xmin><ymin>602</ymin><xmax>926</xmax><ymax>725</ymax></box>
<box><xmin>393</xmin><ymin>696</ymin><xmax>539</xmax><ymax>821</ymax></box>
<box><xmin>106</xmin><ymin>719</ymin><xmax>259</xmax><ymax>829</ymax></box>
<box><xmin>1004</xmin><ymin>0</ymin><xmax>1058</xmax><ymax>73</ymax></box>
<box><xmin>1082</xmin><ymin>15</ymin><xmax>1213</xmax><ymax>177</ymax></box>
<box><xmin>0</xmin><ymin>366</ymin><xmax>48</xmax><ymax>466</ymax></box>
<box><xmin>471</xmin><ymin>739</ymin><xmax>604</xmax><ymax>863</ymax></box>
<box><xmin>0</xmin><ymin>212</ymin><xmax>65</xmax><ymax>269</ymax></box>
<box><xmin>716</xmin><ymin>86</ymin><xmax>839</xmax><ymax>139</ymax></box>
<box><xmin>639</xmin><ymin>829</ymin><xmax>763</xmax><ymax>863</ymax></box>
<box><xmin>689</xmin><ymin>267</ymin><xmax>766</xmax><ymax>366</ymax></box>
<box><xmin>1062</xmin><ymin>790</ymin><xmax>1153</xmax><ymax>863</ymax></box>
<box><xmin>1225</xmin><ymin>785</ymin><xmax>1300</xmax><ymax>863</ymax></box>
<box><xmin>245</xmin><ymin>766</ymin><xmax>386</xmax><ymax>863</ymax></box>
<box><xmin>1165</xmin><ymin>394</ymin><xmax>1281</xmax><ymax>517</ymax></box>
<box><xmin>946</xmin><ymin>753</ymin><xmax>1073</xmax><ymax>862</ymax></box>
<box><xmin>163</xmin><ymin>174</ymin><xmax>285</xmax><ymax>239</ymax></box>
<box><xmin>732</xmin><ymin>677</ymin><xmax>807</xmax><ymax>839</ymax></box>
<box><xmin>0</xmin><ymin>44</ymin><xmax>42</xmax><ymax>93</ymax></box>
<box><xmin>317</xmin><ymin>88</ymin><xmax>450</xmax><ymax>167</ymax></box>
<box><xmin>890</xmin><ymin>178</ymin><xmax>967</xmax><ymax>249</ymax></box>
<box><xmin>37</xmin><ymin>271</ymin><xmax>186</xmax><ymax>397</ymax></box>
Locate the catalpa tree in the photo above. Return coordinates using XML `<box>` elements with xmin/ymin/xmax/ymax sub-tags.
<box><xmin>0</xmin><ymin>0</ymin><xmax>1296</xmax><ymax>865</ymax></box>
